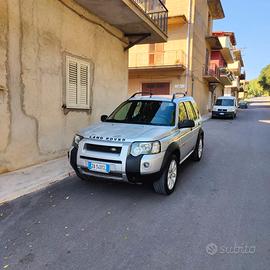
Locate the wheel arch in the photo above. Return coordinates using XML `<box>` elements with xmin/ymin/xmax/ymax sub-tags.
<box><xmin>199</xmin><ymin>127</ymin><xmax>204</xmax><ymax>140</ymax></box>
<box><xmin>161</xmin><ymin>142</ymin><xmax>181</xmax><ymax>169</ymax></box>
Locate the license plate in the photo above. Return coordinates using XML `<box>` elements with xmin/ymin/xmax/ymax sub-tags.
<box><xmin>88</xmin><ymin>162</ymin><xmax>110</xmax><ymax>173</ymax></box>
<box><xmin>219</xmin><ymin>112</ymin><xmax>224</xmax><ymax>115</ymax></box>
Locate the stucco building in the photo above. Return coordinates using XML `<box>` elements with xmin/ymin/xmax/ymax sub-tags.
<box><xmin>206</xmin><ymin>31</ymin><xmax>245</xmax><ymax>100</ymax></box>
<box><xmin>0</xmin><ymin>0</ymin><xmax>168</xmax><ymax>172</ymax></box>
<box><xmin>128</xmin><ymin>0</ymin><xmax>226</xmax><ymax>115</ymax></box>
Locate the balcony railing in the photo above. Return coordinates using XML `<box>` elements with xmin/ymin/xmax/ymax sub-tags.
<box><xmin>132</xmin><ymin>0</ymin><xmax>168</xmax><ymax>33</ymax></box>
<box><xmin>203</xmin><ymin>64</ymin><xmax>235</xmax><ymax>85</ymax></box>
<box><xmin>219</xmin><ymin>67</ymin><xmax>235</xmax><ymax>81</ymax></box>
<box><xmin>129</xmin><ymin>50</ymin><xmax>186</xmax><ymax>68</ymax></box>
<box><xmin>203</xmin><ymin>63</ymin><xmax>220</xmax><ymax>78</ymax></box>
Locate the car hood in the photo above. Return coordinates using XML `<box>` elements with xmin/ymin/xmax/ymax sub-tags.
<box><xmin>79</xmin><ymin>122</ymin><xmax>176</xmax><ymax>143</ymax></box>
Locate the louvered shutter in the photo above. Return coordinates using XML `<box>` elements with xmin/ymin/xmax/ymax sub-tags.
<box><xmin>78</xmin><ymin>64</ymin><xmax>89</xmax><ymax>108</ymax></box>
<box><xmin>66</xmin><ymin>56</ymin><xmax>90</xmax><ymax>109</ymax></box>
<box><xmin>66</xmin><ymin>58</ymin><xmax>78</xmax><ymax>108</ymax></box>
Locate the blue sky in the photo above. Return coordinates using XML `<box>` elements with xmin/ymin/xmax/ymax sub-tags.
<box><xmin>214</xmin><ymin>0</ymin><xmax>270</xmax><ymax>80</ymax></box>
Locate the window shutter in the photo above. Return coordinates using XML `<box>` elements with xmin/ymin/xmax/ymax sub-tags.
<box><xmin>79</xmin><ymin>64</ymin><xmax>89</xmax><ymax>107</ymax></box>
<box><xmin>66</xmin><ymin>56</ymin><xmax>90</xmax><ymax>109</ymax></box>
<box><xmin>66</xmin><ymin>59</ymin><xmax>78</xmax><ymax>107</ymax></box>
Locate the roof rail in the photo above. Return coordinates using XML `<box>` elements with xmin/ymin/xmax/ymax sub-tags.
<box><xmin>129</xmin><ymin>91</ymin><xmax>153</xmax><ymax>99</ymax></box>
<box><xmin>171</xmin><ymin>92</ymin><xmax>186</xmax><ymax>102</ymax></box>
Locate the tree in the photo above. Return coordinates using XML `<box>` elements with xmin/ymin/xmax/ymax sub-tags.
<box><xmin>258</xmin><ymin>64</ymin><xmax>270</xmax><ymax>92</ymax></box>
<box><xmin>247</xmin><ymin>79</ymin><xmax>264</xmax><ymax>97</ymax></box>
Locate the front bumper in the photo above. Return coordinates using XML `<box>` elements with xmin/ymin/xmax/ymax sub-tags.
<box><xmin>69</xmin><ymin>139</ymin><xmax>165</xmax><ymax>183</ymax></box>
<box><xmin>212</xmin><ymin>111</ymin><xmax>234</xmax><ymax>118</ymax></box>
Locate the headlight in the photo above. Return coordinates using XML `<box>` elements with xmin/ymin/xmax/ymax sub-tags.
<box><xmin>72</xmin><ymin>134</ymin><xmax>84</xmax><ymax>148</ymax></box>
<box><xmin>130</xmin><ymin>141</ymin><xmax>161</xmax><ymax>157</ymax></box>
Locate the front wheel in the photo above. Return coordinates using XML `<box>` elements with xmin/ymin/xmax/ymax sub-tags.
<box><xmin>74</xmin><ymin>167</ymin><xmax>94</xmax><ymax>182</ymax></box>
<box><xmin>153</xmin><ymin>155</ymin><xmax>179</xmax><ymax>195</ymax></box>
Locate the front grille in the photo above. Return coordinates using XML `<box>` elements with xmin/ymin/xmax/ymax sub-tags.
<box><xmin>218</xmin><ymin>109</ymin><xmax>227</xmax><ymax>112</ymax></box>
<box><xmin>85</xmin><ymin>144</ymin><xmax>122</xmax><ymax>154</ymax></box>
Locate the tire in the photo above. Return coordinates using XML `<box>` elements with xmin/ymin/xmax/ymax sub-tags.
<box><xmin>153</xmin><ymin>154</ymin><xmax>178</xmax><ymax>195</ymax></box>
<box><xmin>75</xmin><ymin>169</ymin><xmax>93</xmax><ymax>181</ymax></box>
<box><xmin>192</xmin><ymin>134</ymin><xmax>204</xmax><ymax>161</ymax></box>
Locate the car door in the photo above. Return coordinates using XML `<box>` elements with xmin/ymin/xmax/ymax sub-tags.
<box><xmin>177</xmin><ymin>102</ymin><xmax>191</xmax><ymax>160</ymax></box>
<box><xmin>234</xmin><ymin>99</ymin><xmax>238</xmax><ymax>112</ymax></box>
<box><xmin>184</xmin><ymin>101</ymin><xmax>200</xmax><ymax>153</ymax></box>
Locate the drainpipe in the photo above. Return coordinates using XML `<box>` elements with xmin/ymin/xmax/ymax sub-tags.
<box><xmin>185</xmin><ymin>0</ymin><xmax>193</xmax><ymax>95</ymax></box>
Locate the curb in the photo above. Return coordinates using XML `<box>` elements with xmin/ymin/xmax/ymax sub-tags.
<box><xmin>0</xmin><ymin>170</ymin><xmax>75</xmax><ymax>205</ymax></box>
<box><xmin>202</xmin><ymin>114</ymin><xmax>211</xmax><ymax>123</ymax></box>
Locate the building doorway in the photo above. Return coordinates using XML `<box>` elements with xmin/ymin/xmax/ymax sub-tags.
<box><xmin>142</xmin><ymin>82</ymin><xmax>170</xmax><ymax>95</ymax></box>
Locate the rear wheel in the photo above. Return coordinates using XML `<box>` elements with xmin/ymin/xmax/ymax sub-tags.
<box><xmin>192</xmin><ymin>134</ymin><xmax>204</xmax><ymax>161</ymax></box>
<box><xmin>153</xmin><ymin>155</ymin><xmax>178</xmax><ymax>195</ymax></box>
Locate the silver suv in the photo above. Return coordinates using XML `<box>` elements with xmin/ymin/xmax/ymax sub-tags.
<box><xmin>69</xmin><ymin>93</ymin><xmax>204</xmax><ymax>195</ymax></box>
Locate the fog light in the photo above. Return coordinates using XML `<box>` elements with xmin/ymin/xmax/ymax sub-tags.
<box><xmin>143</xmin><ymin>162</ymin><xmax>150</xmax><ymax>168</ymax></box>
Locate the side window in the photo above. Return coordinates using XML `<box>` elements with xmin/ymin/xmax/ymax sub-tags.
<box><xmin>113</xmin><ymin>102</ymin><xmax>132</xmax><ymax>121</ymax></box>
<box><xmin>184</xmin><ymin>101</ymin><xmax>197</xmax><ymax>120</ymax></box>
<box><xmin>178</xmin><ymin>102</ymin><xmax>188</xmax><ymax>122</ymax></box>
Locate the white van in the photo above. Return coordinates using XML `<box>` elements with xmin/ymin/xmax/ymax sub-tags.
<box><xmin>212</xmin><ymin>96</ymin><xmax>237</xmax><ymax>119</ymax></box>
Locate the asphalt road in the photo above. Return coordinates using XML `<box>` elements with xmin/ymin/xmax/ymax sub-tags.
<box><xmin>1</xmin><ymin>98</ymin><xmax>270</xmax><ymax>270</ymax></box>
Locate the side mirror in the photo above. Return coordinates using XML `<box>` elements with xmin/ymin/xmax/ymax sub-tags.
<box><xmin>101</xmin><ymin>115</ymin><xmax>108</xmax><ymax>122</ymax></box>
<box><xmin>178</xmin><ymin>119</ymin><xmax>195</xmax><ymax>129</ymax></box>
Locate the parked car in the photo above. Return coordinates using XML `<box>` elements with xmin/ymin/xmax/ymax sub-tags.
<box><xmin>238</xmin><ymin>100</ymin><xmax>248</xmax><ymax>109</ymax></box>
<box><xmin>212</xmin><ymin>96</ymin><xmax>238</xmax><ymax>119</ymax></box>
<box><xmin>69</xmin><ymin>92</ymin><xmax>204</xmax><ymax>195</ymax></box>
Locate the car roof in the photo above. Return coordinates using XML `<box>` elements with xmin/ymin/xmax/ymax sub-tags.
<box><xmin>129</xmin><ymin>95</ymin><xmax>195</xmax><ymax>103</ymax></box>
<box><xmin>217</xmin><ymin>96</ymin><xmax>236</xmax><ymax>100</ymax></box>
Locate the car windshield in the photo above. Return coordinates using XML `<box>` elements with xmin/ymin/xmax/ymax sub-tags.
<box><xmin>105</xmin><ymin>100</ymin><xmax>176</xmax><ymax>126</ymax></box>
<box><xmin>215</xmin><ymin>99</ymin><xmax>234</xmax><ymax>106</ymax></box>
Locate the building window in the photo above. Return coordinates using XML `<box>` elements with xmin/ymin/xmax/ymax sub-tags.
<box><xmin>148</xmin><ymin>43</ymin><xmax>164</xmax><ymax>65</ymax></box>
<box><xmin>65</xmin><ymin>56</ymin><xmax>90</xmax><ymax>109</ymax></box>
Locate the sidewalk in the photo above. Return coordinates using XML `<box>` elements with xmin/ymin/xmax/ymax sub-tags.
<box><xmin>0</xmin><ymin>114</ymin><xmax>211</xmax><ymax>205</ymax></box>
<box><xmin>0</xmin><ymin>157</ymin><xmax>74</xmax><ymax>205</ymax></box>
<box><xmin>202</xmin><ymin>112</ymin><xmax>211</xmax><ymax>122</ymax></box>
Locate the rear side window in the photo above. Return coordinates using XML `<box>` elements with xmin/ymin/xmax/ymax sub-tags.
<box><xmin>192</xmin><ymin>102</ymin><xmax>200</xmax><ymax>119</ymax></box>
<box><xmin>184</xmin><ymin>101</ymin><xmax>197</xmax><ymax>120</ymax></box>
<box><xmin>179</xmin><ymin>102</ymin><xmax>188</xmax><ymax>122</ymax></box>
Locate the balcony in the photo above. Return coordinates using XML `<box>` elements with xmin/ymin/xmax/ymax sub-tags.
<box><xmin>218</xmin><ymin>36</ymin><xmax>234</xmax><ymax>64</ymax></box>
<box><xmin>240</xmin><ymin>72</ymin><xmax>246</xmax><ymax>80</ymax></box>
<box><xmin>202</xmin><ymin>64</ymin><xmax>220</xmax><ymax>83</ymax></box>
<box><xmin>205</xmin><ymin>36</ymin><xmax>222</xmax><ymax>50</ymax></box>
<box><xmin>232</xmin><ymin>78</ymin><xmax>240</xmax><ymax>89</ymax></box>
<box><xmin>228</xmin><ymin>60</ymin><xmax>241</xmax><ymax>76</ymax></box>
<box><xmin>208</xmin><ymin>0</ymin><xmax>225</xmax><ymax>19</ymax></box>
<box><xmin>233</xmin><ymin>49</ymin><xmax>244</xmax><ymax>67</ymax></box>
<box><xmin>129</xmin><ymin>49</ymin><xmax>186</xmax><ymax>70</ymax></box>
<box><xmin>219</xmin><ymin>67</ymin><xmax>235</xmax><ymax>85</ymax></box>
<box><xmin>74</xmin><ymin>0</ymin><xmax>168</xmax><ymax>44</ymax></box>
